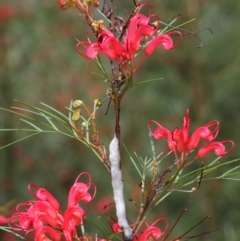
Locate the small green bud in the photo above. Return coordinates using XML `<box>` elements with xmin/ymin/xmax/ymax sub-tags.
<box><xmin>95</xmin><ymin>99</ymin><xmax>102</xmax><ymax>107</ymax></box>
<box><xmin>72</xmin><ymin>109</ymin><xmax>81</xmax><ymax>121</ymax></box>
<box><xmin>73</xmin><ymin>100</ymin><xmax>83</xmax><ymax>108</ymax></box>
<box><xmin>81</xmin><ymin>121</ymin><xmax>91</xmax><ymax>128</ymax></box>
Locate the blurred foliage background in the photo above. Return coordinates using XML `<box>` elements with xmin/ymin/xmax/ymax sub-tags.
<box><xmin>0</xmin><ymin>0</ymin><xmax>240</xmax><ymax>240</ymax></box>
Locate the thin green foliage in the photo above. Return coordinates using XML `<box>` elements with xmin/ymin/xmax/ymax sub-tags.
<box><xmin>132</xmin><ymin>78</ymin><xmax>163</xmax><ymax>86</ymax></box>
<box><xmin>0</xmin><ymin>100</ymin><xmax>87</xmax><ymax>148</ymax></box>
<box><xmin>155</xmin><ymin>158</ymin><xmax>240</xmax><ymax>206</ymax></box>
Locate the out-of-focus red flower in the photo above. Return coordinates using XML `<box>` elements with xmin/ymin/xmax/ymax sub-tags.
<box><xmin>0</xmin><ymin>5</ymin><xmax>16</xmax><ymax>23</ymax></box>
<box><xmin>95</xmin><ymin>196</ymin><xmax>114</xmax><ymax>214</ymax></box>
<box><xmin>0</xmin><ymin>215</ymin><xmax>8</xmax><ymax>225</ymax></box>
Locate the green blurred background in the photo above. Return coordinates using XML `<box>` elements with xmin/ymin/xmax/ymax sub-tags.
<box><xmin>0</xmin><ymin>0</ymin><xmax>240</xmax><ymax>240</ymax></box>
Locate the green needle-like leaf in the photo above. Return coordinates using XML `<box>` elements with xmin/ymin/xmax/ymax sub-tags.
<box><xmin>123</xmin><ymin>144</ymin><xmax>142</xmax><ymax>177</ymax></box>
<box><xmin>20</xmin><ymin>119</ymin><xmax>43</xmax><ymax>131</ymax></box>
<box><xmin>40</xmin><ymin>112</ymin><xmax>59</xmax><ymax>131</ymax></box>
<box><xmin>0</xmin><ymin>132</ymin><xmax>41</xmax><ymax>149</ymax></box>
<box><xmin>40</xmin><ymin>102</ymin><xmax>69</xmax><ymax>121</ymax></box>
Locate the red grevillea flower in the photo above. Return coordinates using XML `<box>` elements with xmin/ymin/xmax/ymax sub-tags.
<box><xmin>148</xmin><ymin>109</ymin><xmax>234</xmax><ymax>167</ymax></box>
<box><xmin>68</xmin><ymin>172</ymin><xmax>96</xmax><ymax>207</ymax></box>
<box><xmin>76</xmin><ymin>4</ymin><xmax>182</xmax><ymax>73</ymax></box>
<box><xmin>108</xmin><ymin>217</ymin><xmax>122</xmax><ymax>233</ymax></box>
<box><xmin>138</xmin><ymin>218</ymin><xmax>168</xmax><ymax>241</ymax></box>
<box><xmin>9</xmin><ymin>172</ymin><xmax>96</xmax><ymax>241</ymax></box>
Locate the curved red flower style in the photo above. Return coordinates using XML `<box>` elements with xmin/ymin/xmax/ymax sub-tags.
<box><xmin>28</xmin><ymin>184</ymin><xmax>60</xmax><ymax>211</ymax></box>
<box><xmin>197</xmin><ymin>140</ymin><xmax>234</xmax><ymax>158</ymax></box>
<box><xmin>148</xmin><ymin>109</ymin><xmax>234</xmax><ymax>167</ymax></box>
<box><xmin>9</xmin><ymin>172</ymin><xmax>96</xmax><ymax>241</ymax></box>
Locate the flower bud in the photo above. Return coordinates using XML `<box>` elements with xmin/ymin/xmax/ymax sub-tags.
<box><xmin>82</xmin><ymin>122</ymin><xmax>91</xmax><ymax>128</ymax></box>
<box><xmin>73</xmin><ymin>100</ymin><xmax>83</xmax><ymax>108</ymax></box>
<box><xmin>94</xmin><ymin>99</ymin><xmax>102</xmax><ymax>107</ymax></box>
<box><xmin>72</xmin><ymin>109</ymin><xmax>81</xmax><ymax>121</ymax></box>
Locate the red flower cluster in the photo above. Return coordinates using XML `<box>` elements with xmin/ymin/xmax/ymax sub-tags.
<box><xmin>9</xmin><ymin>172</ymin><xmax>96</xmax><ymax>241</ymax></box>
<box><xmin>76</xmin><ymin>4</ymin><xmax>182</xmax><ymax>73</ymax></box>
<box><xmin>109</xmin><ymin>217</ymin><xmax>168</xmax><ymax>241</ymax></box>
<box><xmin>148</xmin><ymin>109</ymin><xmax>234</xmax><ymax>167</ymax></box>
